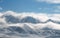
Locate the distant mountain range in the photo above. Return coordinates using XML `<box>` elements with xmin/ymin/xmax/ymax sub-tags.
<box><xmin>1</xmin><ymin>14</ymin><xmax>60</xmax><ymax>24</ymax></box>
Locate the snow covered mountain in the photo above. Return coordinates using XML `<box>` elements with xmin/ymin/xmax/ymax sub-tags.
<box><xmin>2</xmin><ymin>14</ymin><xmax>40</xmax><ymax>24</ymax></box>
<box><xmin>20</xmin><ymin>16</ymin><xmax>40</xmax><ymax>24</ymax></box>
<box><xmin>1</xmin><ymin>13</ymin><xmax>60</xmax><ymax>24</ymax></box>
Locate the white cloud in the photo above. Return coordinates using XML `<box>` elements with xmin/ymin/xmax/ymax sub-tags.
<box><xmin>2</xmin><ymin>11</ymin><xmax>49</xmax><ymax>22</ymax></box>
<box><xmin>0</xmin><ymin>11</ymin><xmax>60</xmax><ymax>38</ymax></box>
<box><xmin>0</xmin><ymin>11</ymin><xmax>60</xmax><ymax>30</ymax></box>
<box><xmin>36</xmin><ymin>0</ymin><xmax>60</xmax><ymax>3</ymax></box>
<box><xmin>50</xmin><ymin>14</ymin><xmax>60</xmax><ymax>21</ymax></box>
<box><xmin>0</xmin><ymin>10</ymin><xmax>60</xmax><ymax>22</ymax></box>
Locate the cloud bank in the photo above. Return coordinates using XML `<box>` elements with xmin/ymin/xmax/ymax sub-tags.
<box><xmin>0</xmin><ymin>11</ymin><xmax>60</xmax><ymax>38</ymax></box>
<box><xmin>0</xmin><ymin>11</ymin><xmax>60</xmax><ymax>30</ymax></box>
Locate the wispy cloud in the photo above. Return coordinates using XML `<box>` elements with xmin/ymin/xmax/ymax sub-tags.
<box><xmin>53</xmin><ymin>6</ymin><xmax>60</xmax><ymax>12</ymax></box>
<box><xmin>0</xmin><ymin>7</ymin><xmax>3</xmax><ymax>10</ymax></box>
<box><xmin>36</xmin><ymin>0</ymin><xmax>60</xmax><ymax>3</ymax></box>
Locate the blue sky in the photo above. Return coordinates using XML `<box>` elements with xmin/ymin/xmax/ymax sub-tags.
<box><xmin>0</xmin><ymin>0</ymin><xmax>60</xmax><ymax>14</ymax></box>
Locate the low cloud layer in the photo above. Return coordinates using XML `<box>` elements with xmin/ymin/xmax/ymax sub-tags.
<box><xmin>0</xmin><ymin>11</ymin><xmax>60</xmax><ymax>30</ymax></box>
<box><xmin>0</xmin><ymin>11</ymin><xmax>60</xmax><ymax>38</ymax></box>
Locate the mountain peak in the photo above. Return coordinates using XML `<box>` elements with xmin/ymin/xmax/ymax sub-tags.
<box><xmin>20</xmin><ymin>16</ymin><xmax>40</xmax><ymax>24</ymax></box>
